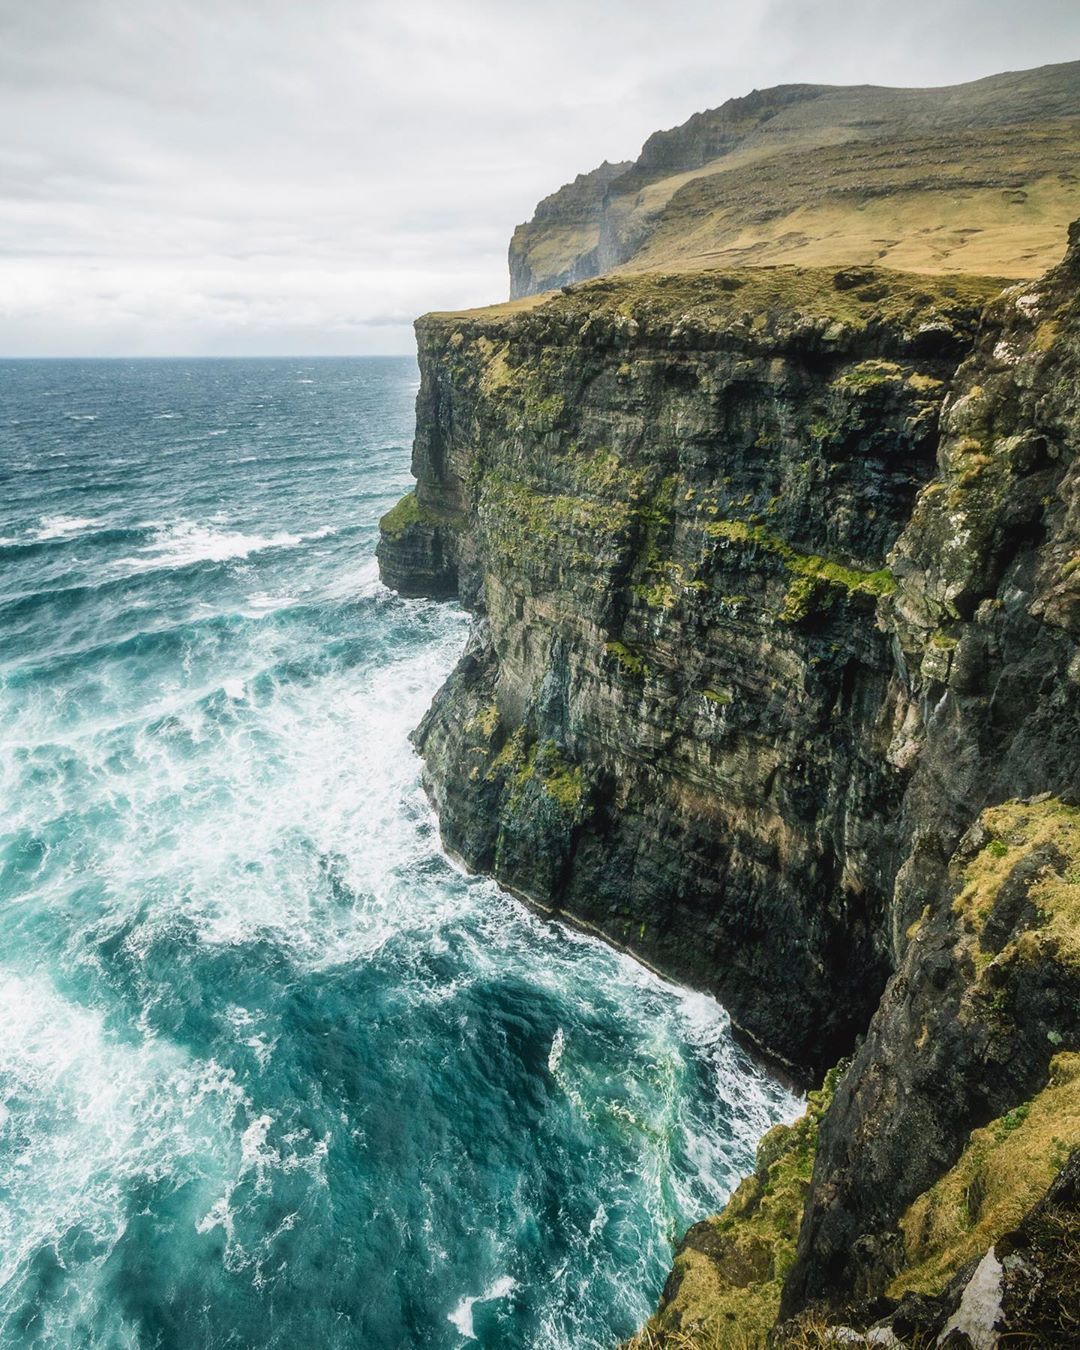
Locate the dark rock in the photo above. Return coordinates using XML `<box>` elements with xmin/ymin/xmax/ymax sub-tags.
<box><xmin>379</xmin><ymin>221</ymin><xmax>1080</xmax><ymax>1337</ymax></box>
<box><xmin>382</xmin><ymin>266</ymin><xmax>999</xmax><ymax>1079</ymax></box>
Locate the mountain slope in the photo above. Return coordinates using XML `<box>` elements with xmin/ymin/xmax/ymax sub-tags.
<box><xmin>509</xmin><ymin>61</ymin><xmax>1080</xmax><ymax>295</ymax></box>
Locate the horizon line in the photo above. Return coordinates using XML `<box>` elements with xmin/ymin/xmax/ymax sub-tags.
<box><xmin>0</xmin><ymin>352</ymin><xmax>417</xmax><ymax>362</ymax></box>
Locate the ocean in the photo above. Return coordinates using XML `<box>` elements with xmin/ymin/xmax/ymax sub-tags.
<box><xmin>0</xmin><ymin>356</ymin><xmax>796</xmax><ymax>1349</ymax></box>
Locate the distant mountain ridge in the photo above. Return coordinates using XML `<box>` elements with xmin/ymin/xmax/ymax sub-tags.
<box><xmin>509</xmin><ymin>60</ymin><xmax>1080</xmax><ymax>296</ymax></box>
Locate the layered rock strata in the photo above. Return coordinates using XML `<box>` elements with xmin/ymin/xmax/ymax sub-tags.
<box><xmin>378</xmin><ymin>229</ymin><xmax>1080</xmax><ymax>1338</ymax></box>
<box><xmin>379</xmin><ymin>265</ymin><xmax>1001</xmax><ymax>1076</ymax></box>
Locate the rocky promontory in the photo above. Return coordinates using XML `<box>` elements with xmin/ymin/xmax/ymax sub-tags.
<box><xmin>378</xmin><ymin>91</ymin><xmax>1080</xmax><ymax>1345</ymax></box>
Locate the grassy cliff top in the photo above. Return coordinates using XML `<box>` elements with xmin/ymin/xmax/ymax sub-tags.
<box><xmin>510</xmin><ymin>62</ymin><xmax>1080</xmax><ymax>295</ymax></box>
<box><xmin>421</xmin><ymin>264</ymin><xmax>1007</xmax><ymax>345</ymax></box>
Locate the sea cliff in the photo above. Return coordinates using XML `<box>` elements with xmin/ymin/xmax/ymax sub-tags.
<box><xmin>378</xmin><ymin>232</ymin><xmax>1080</xmax><ymax>1341</ymax></box>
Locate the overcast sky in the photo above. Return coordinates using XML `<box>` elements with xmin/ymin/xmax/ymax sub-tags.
<box><xmin>2</xmin><ymin>0</ymin><xmax>1078</xmax><ymax>357</ymax></box>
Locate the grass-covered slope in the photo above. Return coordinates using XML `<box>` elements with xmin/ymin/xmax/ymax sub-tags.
<box><xmin>626</xmin><ymin>1071</ymin><xmax>842</xmax><ymax>1349</ymax></box>
<box><xmin>509</xmin><ymin>62</ymin><xmax>1080</xmax><ymax>296</ymax></box>
<box><xmin>629</xmin><ymin>801</ymin><xmax>1080</xmax><ymax>1347</ymax></box>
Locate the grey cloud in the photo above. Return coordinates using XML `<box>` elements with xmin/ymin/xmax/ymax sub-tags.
<box><xmin>1</xmin><ymin>0</ymin><xmax>1078</xmax><ymax>355</ymax></box>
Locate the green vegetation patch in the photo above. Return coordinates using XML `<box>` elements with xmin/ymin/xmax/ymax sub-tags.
<box><xmin>605</xmin><ymin>641</ymin><xmax>651</xmax><ymax>679</ymax></box>
<box><xmin>954</xmin><ymin>798</ymin><xmax>1080</xmax><ymax>971</ymax></box>
<box><xmin>778</xmin><ymin>575</ymin><xmax>824</xmax><ymax>625</ymax></box>
<box><xmin>703</xmin><ymin>518</ymin><xmax>895</xmax><ymax>619</ymax></box>
<box><xmin>555</xmin><ymin>444</ymin><xmax>648</xmax><ymax>500</ymax></box>
<box><xmin>379</xmin><ymin>491</ymin><xmax>453</xmax><ymax>539</ymax></box>
<box><xmin>478</xmin><ymin>474</ymin><xmax>635</xmax><ymax>569</ymax></box>
<box><xmin>522</xmin><ymin>391</ymin><xmax>565</xmax><ymax>431</ymax></box>
<box><xmin>891</xmin><ymin>1052</ymin><xmax>1080</xmax><ymax>1298</ymax></box>
<box><xmin>831</xmin><ymin>358</ymin><xmax>906</xmax><ymax>391</ymax></box>
<box><xmin>532</xmin><ymin>741</ymin><xmax>586</xmax><ymax>813</ymax></box>
<box><xmin>498</xmin><ymin>737</ymin><xmax>586</xmax><ymax>817</ymax></box>
<box><xmin>631</xmin><ymin>561</ymin><xmax>706</xmax><ymax>610</ymax></box>
<box><xmin>631</xmin><ymin>1066</ymin><xmax>843</xmax><ymax>1348</ymax></box>
<box><xmin>422</xmin><ymin>265</ymin><xmax>1005</xmax><ymax>351</ymax></box>
<box><xmin>885</xmin><ymin>800</ymin><xmax>1080</xmax><ymax>1300</ymax></box>
<box><xmin>464</xmin><ymin>703</ymin><xmax>500</xmax><ymax>741</ymax></box>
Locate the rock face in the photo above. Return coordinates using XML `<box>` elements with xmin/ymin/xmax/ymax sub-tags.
<box><xmin>507</xmin><ymin>160</ymin><xmax>632</xmax><ymax>301</ymax></box>
<box><xmin>381</xmin><ymin>266</ymin><xmax>1000</xmax><ymax>1077</ymax></box>
<box><xmin>379</xmin><ymin>224</ymin><xmax>1080</xmax><ymax>1336</ymax></box>
<box><xmin>784</xmin><ymin>222</ymin><xmax>1080</xmax><ymax>1317</ymax></box>
<box><xmin>508</xmin><ymin>61</ymin><xmax>1080</xmax><ymax>296</ymax></box>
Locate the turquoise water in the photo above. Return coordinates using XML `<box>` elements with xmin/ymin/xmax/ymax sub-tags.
<box><xmin>0</xmin><ymin>357</ymin><xmax>796</xmax><ymax>1349</ymax></box>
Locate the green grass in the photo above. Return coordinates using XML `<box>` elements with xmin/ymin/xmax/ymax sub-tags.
<box><xmin>478</xmin><ymin>474</ymin><xmax>634</xmax><ymax>568</ymax></box>
<box><xmin>498</xmin><ymin>738</ymin><xmax>586</xmax><ymax>816</ymax></box>
<box><xmin>892</xmin><ymin>1053</ymin><xmax>1080</xmax><ymax>1298</ymax></box>
<box><xmin>422</xmin><ymin>263</ymin><xmax>1005</xmax><ymax>347</ymax></box>
<box><xmin>954</xmin><ymin>798</ymin><xmax>1080</xmax><ymax>970</ymax></box>
<box><xmin>379</xmin><ymin>491</ymin><xmax>450</xmax><ymax>539</ymax></box>
<box><xmin>605</xmin><ymin>641</ymin><xmax>651</xmax><ymax>679</ymax></box>
<box><xmin>702</xmin><ymin>518</ymin><xmax>895</xmax><ymax>617</ymax></box>
<box><xmin>511</xmin><ymin>96</ymin><xmax>1080</xmax><ymax>295</ymax></box>
<box><xmin>630</xmin><ymin>1065</ymin><xmax>844</xmax><ymax>1348</ymax></box>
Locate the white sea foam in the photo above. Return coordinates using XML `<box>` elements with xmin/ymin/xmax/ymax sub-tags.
<box><xmin>33</xmin><ymin>514</ymin><xmax>101</xmax><ymax>540</ymax></box>
<box><xmin>246</xmin><ymin>592</ymin><xmax>299</xmax><ymax>612</ymax></box>
<box><xmin>118</xmin><ymin>520</ymin><xmax>309</xmax><ymax>572</ymax></box>
<box><xmin>0</xmin><ymin>970</ymin><xmax>246</xmax><ymax>1290</ymax></box>
<box><xmin>447</xmin><ymin>1275</ymin><xmax>517</xmax><ymax>1339</ymax></box>
<box><xmin>0</xmin><ymin>368</ymin><xmax>802</xmax><ymax>1347</ymax></box>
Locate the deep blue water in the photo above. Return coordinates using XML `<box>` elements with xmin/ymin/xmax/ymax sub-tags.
<box><xmin>0</xmin><ymin>357</ymin><xmax>796</xmax><ymax>1349</ymax></box>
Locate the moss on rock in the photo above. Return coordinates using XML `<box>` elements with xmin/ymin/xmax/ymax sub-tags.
<box><xmin>955</xmin><ymin>798</ymin><xmax>1080</xmax><ymax>971</ymax></box>
<box><xmin>605</xmin><ymin>641</ymin><xmax>651</xmax><ymax>679</ymax></box>
<box><xmin>379</xmin><ymin>490</ymin><xmax>450</xmax><ymax>539</ymax></box>
<box><xmin>891</xmin><ymin>1052</ymin><xmax>1080</xmax><ymax>1297</ymax></box>
<box><xmin>703</xmin><ymin>518</ymin><xmax>895</xmax><ymax>617</ymax></box>
<box><xmin>631</xmin><ymin>1067</ymin><xmax>843</xmax><ymax>1348</ymax></box>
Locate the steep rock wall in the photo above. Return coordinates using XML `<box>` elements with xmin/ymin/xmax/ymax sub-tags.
<box><xmin>379</xmin><ymin>229</ymin><xmax>1080</xmax><ymax>1336</ymax></box>
<box><xmin>377</xmin><ymin>265</ymin><xmax>999</xmax><ymax>1077</ymax></box>
<box><xmin>627</xmin><ymin>230</ymin><xmax>1080</xmax><ymax>1339</ymax></box>
<box><xmin>785</xmin><ymin>223</ymin><xmax>1080</xmax><ymax>1314</ymax></box>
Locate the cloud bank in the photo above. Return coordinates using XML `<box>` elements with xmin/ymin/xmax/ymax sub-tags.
<box><xmin>2</xmin><ymin>0</ymin><xmax>1078</xmax><ymax>355</ymax></box>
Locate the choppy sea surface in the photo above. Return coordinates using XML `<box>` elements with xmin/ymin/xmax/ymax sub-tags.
<box><xmin>0</xmin><ymin>357</ymin><xmax>796</xmax><ymax>1349</ymax></box>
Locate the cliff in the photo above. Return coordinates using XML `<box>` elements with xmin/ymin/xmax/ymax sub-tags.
<box><xmin>378</xmin><ymin>220</ymin><xmax>1080</xmax><ymax>1342</ymax></box>
<box><xmin>508</xmin><ymin>62</ymin><xmax>1080</xmax><ymax>297</ymax></box>
<box><xmin>379</xmin><ymin>265</ymin><xmax>1009</xmax><ymax>1075</ymax></box>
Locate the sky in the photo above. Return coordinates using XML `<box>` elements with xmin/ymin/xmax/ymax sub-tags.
<box><xmin>2</xmin><ymin>0</ymin><xmax>1079</xmax><ymax>357</ymax></box>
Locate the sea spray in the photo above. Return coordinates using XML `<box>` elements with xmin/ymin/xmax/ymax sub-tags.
<box><xmin>0</xmin><ymin>357</ymin><xmax>797</xmax><ymax>1349</ymax></box>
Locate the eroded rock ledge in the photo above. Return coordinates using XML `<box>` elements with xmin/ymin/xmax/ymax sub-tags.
<box><xmin>378</xmin><ymin>239</ymin><xmax>1080</xmax><ymax>1341</ymax></box>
